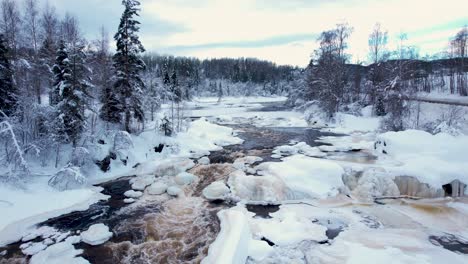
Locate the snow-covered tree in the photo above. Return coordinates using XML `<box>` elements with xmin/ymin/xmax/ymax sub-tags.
<box><xmin>112</xmin><ymin>0</ymin><xmax>146</xmax><ymax>132</ymax></box>
<box><xmin>0</xmin><ymin>34</ymin><xmax>17</xmax><ymax>116</ymax></box>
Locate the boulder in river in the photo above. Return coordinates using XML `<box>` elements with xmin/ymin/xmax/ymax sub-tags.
<box><xmin>202</xmin><ymin>181</ymin><xmax>231</xmax><ymax>201</ymax></box>
<box><xmin>48</xmin><ymin>167</ymin><xmax>87</xmax><ymax>191</ymax></box>
<box><xmin>81</xmin><ymin>223</ymin><xmax>113</xmax><ymax>246</ymax></box>
<box><xmin>147</xmin><ymin>182</ymin><xmax>168</xmax><ymax>195</ymax></box>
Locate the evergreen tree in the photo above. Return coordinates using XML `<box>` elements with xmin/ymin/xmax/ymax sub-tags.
<box><xmin>60</xmin><ymin>42</ymin><xmax>90</xmax><ymax>146</ymax></box>
<box><xmin>51</xmin><ymin>41</ymin><xmax>70</xmax><ymax>106</ymax></box>
<box><xmin>113</xmin><ymin>0</ymin><xmax>146</xmax><ymax>132</ymax></box>
<box><xmin>0</xmin><ymin>34</ymin><xmax>17</xmax><ymax>116</ymax></box>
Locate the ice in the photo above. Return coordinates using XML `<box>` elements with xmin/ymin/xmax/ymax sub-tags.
<box><xmin>30</xmin><ymin>236</ymin><xmax>88</xmax><ymax>264</ymax></box>
<box><xmin>248</xmin><ymin>239</ymin><xmax>274</xmax><ymax>262</ymax></box>
<box><xmin>352</xmin><ymin>168</ymin><xmax>400</xmax><ymax>201</ymax></box>
<box><xmin>228</xmin><ymin>170</ymin><xmax>289</xmax><ymax>203</ymax></box>
<box><xmin>21</xmin><ymin>241</ymin><xmax>47</xmax><ymax>255</ymax></box>
<box><xmin>147</xmin><ymin>182</ymin><xmax>168</xmax><ymax>195</ymax></box>
<box><xmin>257</xmin><ymin>155</ymin><xmax>345</xmax><ymax>199</ymax></box>
<box><xmin>174</xmin><ymin>172</ymin><xmax>197</xmax><ymax>185</ymax></box>
<box><xmin>202</xmin><ymin>181</ymin><xmax>231</xmax><ymax>201</ymax></box>
<box><xmin>48</xmin><ymin>167</ymin><xmax>87</xmax><ymax>191</ymax></box>
<box><xmin>272</xmin><ymin>142</ymin><xmax>326</xmax><ymax>158</ymax></box>
<box><xmin>167</xmin><ymin>186</ymin><xmax>183</xmax><ymax>196</ymax></box>
<box><xmin>202</xmin><ymin>207</ymin><xmax>251</xmax><ymax>264</ymax></box>
<box><xmin>80</xmin><ymin>223</ymin><xmax>112</xmax><ymax>246</ymax></box>
<box><xmin>124</xmin><ymin>190</ymin><xmax>143</xmax><ymax>198</ymax></box>
<box><xmin>250</xmin><ymin>211</ymin><xmax>328</xmax><ymax>246</ymax></box>
<box><xmin>130</xmin><ymin>175</ymin><xmax>155</xmax><ymax>190</ymax></box>
<box><xmin>328</xmin><ymin>113</ymin><xmax>380</xmax><ymax>134</ymax></box>
<box><xmin>233</xmin><ymin>156</ymin><xmax>263</xmax><ymax>172</ymax></box>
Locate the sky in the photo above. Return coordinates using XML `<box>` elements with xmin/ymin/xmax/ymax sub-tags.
<box><xmin>40</xmin><ymin>0</ymin><xmax>467</xmax><ymax>67</ymax></box>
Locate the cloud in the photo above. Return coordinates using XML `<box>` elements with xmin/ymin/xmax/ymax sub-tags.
<box><xmin>37</xmin><ymin>0</ymin><xmax>468</xmax><ymax>66</ymax></box>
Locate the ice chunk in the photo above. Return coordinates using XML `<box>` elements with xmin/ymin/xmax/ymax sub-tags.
<box><xmin>80</xmin><ymin>224</ymin><xmax>112</xmax><ymax>246</ymax></box>
<box><xmin>202</xmin><ymin>181</ymin><xmax>231</xmax><ymax>201</ymax></box>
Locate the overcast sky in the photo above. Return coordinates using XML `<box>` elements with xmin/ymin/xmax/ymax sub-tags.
<box><xmin>41</xmin><ymin>0</ymin><xmax>467</xmax><ymax>66</ymax></box>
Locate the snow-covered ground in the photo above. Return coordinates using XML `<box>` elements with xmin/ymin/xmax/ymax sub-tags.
<box><xmin>2</xmin><ymin>96</ymin><xmax>468</xmax><ymax>263</ymax></box>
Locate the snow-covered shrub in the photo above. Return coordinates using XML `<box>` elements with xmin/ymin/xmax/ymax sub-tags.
<box><xmin>48</xmin><ymin>167</ymin><xmax>87</xmax><ymax>191</ymax></box>
<box><xmin>113</xmin><ymin>131</ymin><xmax>134</xmax><ymax>152</ymax></box>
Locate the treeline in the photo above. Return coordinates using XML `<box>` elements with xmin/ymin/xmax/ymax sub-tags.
<box><xmin>292</xmin><ymin>22</ymin><xmax>467</xmax><ymax>131</ymax></box>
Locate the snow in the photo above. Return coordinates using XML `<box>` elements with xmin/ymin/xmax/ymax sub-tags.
<box><xmin>176</xmin><ymin>118</ymin><xmax>243</xmax><ymax>157</ymax></box>
<box><xmin>257</xmin><ymin>155</ymin><xmax>345</xmax><ymax>199</ymax></box>
<box><xmin>328</xmin><ymin>113</ymin><xmax>380</xmax><ymax>134</ymax></box>
<box><xmin>0</xmin><ymin>179</ymin><xmax>106</xmax><ymax>246</ymax></box>
<box><xmin>80</xmin><ymin>223</ymin><xmax>113</xmax><ymax>246</ymax></box>
<box><xmin>375</xmin><ymin>130</ymin><xmax>468</xmax><ymax>188</ymax></box>
<box><xmin>202</xmin><ymin>181</ymin><xmax>231</xmax><ymax>200</ymax></box>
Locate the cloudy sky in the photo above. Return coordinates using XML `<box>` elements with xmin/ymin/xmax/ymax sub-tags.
<box><xmin>42</xmin><ymin>0</ymin><xmax>467</xmax><ymax>66</ymax></box>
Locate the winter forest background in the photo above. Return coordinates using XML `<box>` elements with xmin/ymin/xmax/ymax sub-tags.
<box><xmin>0</xmin><ymin>0</ymin><xmax>466</xmax><ymax>180</ymax></box>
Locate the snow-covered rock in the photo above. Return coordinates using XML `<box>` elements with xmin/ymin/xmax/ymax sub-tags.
<box><xmin>202</xmin><ymin>181</ymin><xmax>231</xmax><ymax>201</ymax></box>
<box><xmin>70</xmin><ymin>147</ymin><xmax>91</xmax><ymax>167</ymax></box>
<box><xmin>113</xmin><ymin>131</ymin><xmax>134</xmax><ymax>152</ymax></box>
<box><xmin>167</xmin><ymin>186</ymin><xmax>182</xmax><ymax>196</ymax></box>
<box><xmin>80</xmin><ymin>224</ymin><xmax>112</xmax><ymax>246</ymax></box>
<box><xmin>123</xmin><ymin>198</ymin><xmax>135</xmax><ymax>203</ymax></box>
<box><xmin>130</xmin><ymin>175</ymin><xmax>155</xmax><ymax>191</ymax></box>
<box><xmin>153</xmin><ymin>158</ymin><xmax>195</xmax><ymax>177</ymax></box>
<box><xmin>175</xmin><ymin>172</ymin><xmax>197</xmax><ymax>185</ymax></box>
<box><xmin>124</xmin><ymin>190</ymin><xmax>143</xmax><ymax>198</ymax></box>
<box><xmin>256</xmin><ymin>155</ymin><xmax>345</xmax><ymax>199</ymax></box>
<box><xmin>48</xmin><ymin>167</ymin><xmax>87</xmax><ymax>191</ymax></box>
<box><xmin>147</xmin><ymin>182</ymin><xmax>168</xmax><ymax>195</ymax></box>
<box><xmin>198</xmin><ymin>157</ymin><xmax>211</xmax><ymax>165</ymax></box>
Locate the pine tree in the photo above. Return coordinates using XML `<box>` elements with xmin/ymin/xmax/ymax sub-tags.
<box><xmin>51</xmin><ymin>41</ymin><xmax>70</xmax><ymax>106</ymax></box>
<box><xmin>113</xmin><ymin>0</ymin><xmax>146</xmax><ymax>132</ymax></box>
<box><xmin>0</xmin><ymin>34</ymin><xmax>17</xmax><ymax>116</ymax></box>
<box><xmin>52</xmin><ymin>41</ymin><xmax>90</xmax><ymax>147</ymax></box>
